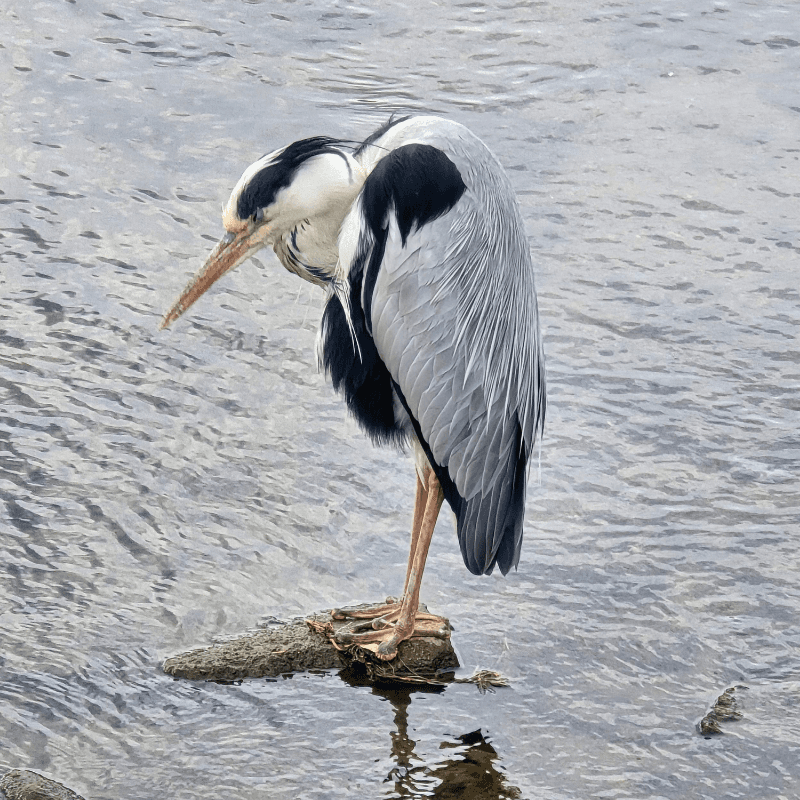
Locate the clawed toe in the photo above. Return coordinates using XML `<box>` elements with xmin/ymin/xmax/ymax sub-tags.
<box><xmin>331</xmin><ymin>610</ymin><xmax>450</xmax><ymax>658</ymax></box>
<box><xmin>331</xmin><ymin>601</ymin><xmax>401</xmax><ymax>621</ymax></box>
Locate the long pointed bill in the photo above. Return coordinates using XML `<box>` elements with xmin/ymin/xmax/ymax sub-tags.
<box><xmin>160</xmin><ymin>226</ymin><xmax>266</xmax><ymax>330</ymax></box>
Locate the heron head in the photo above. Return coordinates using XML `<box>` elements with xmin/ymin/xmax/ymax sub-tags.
<box><xmin>161</xmin><ymin>137</ymin><xmax>363</xmax><ymax>329</ymax></box>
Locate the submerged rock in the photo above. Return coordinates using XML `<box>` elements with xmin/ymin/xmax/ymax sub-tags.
<box><xmin>163</xmin><ymin>607</ymin><xmax>459</xmax><ymax>684</ymax></box>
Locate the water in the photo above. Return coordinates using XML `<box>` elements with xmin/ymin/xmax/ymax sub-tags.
<box><xmin>2</xmin><ymin>0</ymin><xmax>799</xmax><ymax>797</ymax></box>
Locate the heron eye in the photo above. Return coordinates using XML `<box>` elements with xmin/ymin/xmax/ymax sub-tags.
<box><xmin>253</xmin><ymin>207</ymin><xmax>264</xmax><ymax>224</ymax></box>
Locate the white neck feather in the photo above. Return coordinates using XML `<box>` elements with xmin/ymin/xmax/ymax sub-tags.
<box><xmin>270</xmin><ymin>152</ymin><xmax>365</xmax><ymax>283</ymax></box>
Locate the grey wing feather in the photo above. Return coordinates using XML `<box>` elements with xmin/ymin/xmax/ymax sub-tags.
<box><xmin>348</xmin><ymin>118</ymin><xmax>546</xmax><ymax>575</ymax></box>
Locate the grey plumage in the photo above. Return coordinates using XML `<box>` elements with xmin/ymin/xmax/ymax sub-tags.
<box><xmin>340</xmin><ymin>117</ymin><xmax>545</xmax><ymax>575</ymax></box>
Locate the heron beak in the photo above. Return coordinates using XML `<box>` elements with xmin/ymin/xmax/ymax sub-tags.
<box><xmin>159</xmin><ymin>225</ymin><xmax>267</xmax><ymax>330</ymax></box>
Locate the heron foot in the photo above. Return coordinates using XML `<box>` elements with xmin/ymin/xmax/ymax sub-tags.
<box><xmin>332</xmin><ymin>601</ymin><xmax>441</xmax><ymax>630</ymax></box>
<box><xmin>331</xmin><ymin>598</ymin><xmax>401</xmax><ymax>621</ymax></box>
<box><xmin>333</xmin><ymin>612</ymin><xmax>450</xmax><ymax>661</ymax></box>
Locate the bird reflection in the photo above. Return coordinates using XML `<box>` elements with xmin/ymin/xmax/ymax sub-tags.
<box><xmin>340</xmin><ymin>667</ymin><xmax>521</xmax><ymax>799</ymax></box>
<box><xmin>427</xmin><ymin>729</ymin><xmax>521</xmax><ymax>800</ymax></box>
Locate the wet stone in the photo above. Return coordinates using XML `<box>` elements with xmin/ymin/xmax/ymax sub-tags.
<box><xmin>163</xmin><ymin>607</ymin><xmax>460</xmax><ymax>684</ymax></box>
<box><xmin>698</xmin><ymin>686</ymin><xmax>745</xmax><ymax>735</ymax></box>
<box><xmin>0</xmin><ymin>770</ymin><xmax>85</xmax><ymax>800</ymax></box>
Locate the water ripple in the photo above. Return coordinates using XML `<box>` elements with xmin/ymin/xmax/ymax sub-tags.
<box><xmin>1</xmin><ymin>0</ymin><xmax>800</xmax><ymax>797</ymax></box>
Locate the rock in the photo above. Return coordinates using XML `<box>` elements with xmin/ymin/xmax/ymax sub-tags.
<box><xmin>698</xmin><ymin>686</ymin><xmax>745</xmax><ymax>735</ymax></box>
<box><xmin>0</xmin><ymin>770</ymin><xmax>85</xmax><ymax>800</ymax></box>
<box><xmin>163</xmin><ymin>607</ymin><xmax>459</xmax><ymax>684</ymax></box>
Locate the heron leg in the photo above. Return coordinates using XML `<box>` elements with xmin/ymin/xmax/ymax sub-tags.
<box><xmin>375</xmin><ymin>468</ymin><xmax>445</xmax><ymax>659</ymax></box>
<box><xmin>331</xmin><ymin>471</ymin><xmax>429</xmax><ymax>623</ymax></box>
<box><xmin>405</xmin><ymin>468</ymin><xmax>428</xmax><ymax>594</ymax></box>
<box><xmin>333</xmin><ymin>468</ymin><xmax>447</xmax><ymax>661</ymax></box>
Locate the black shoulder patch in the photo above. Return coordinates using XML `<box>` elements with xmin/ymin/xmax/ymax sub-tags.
<box><xmin>237</xmin><ymin>136</ymin><xmax>345</xmax><ymax>221</ymax></box>
<box><xmin>354</xmin><ymin>115</ymin><xmax>412</xmax><ymax>158</ymax></box>
<box><xmin>319</xmin><ymin>142</ymin><xmax>467</xmax><ymax>469</ymax></box>
<box><xmin>361</xmin><ymin>144</ymin><xmax>467</xmax><ymax>246</ymax></box>
<box><xmin>357</xmin><ymin>144</ymin><xmax>466</xmax><ymax>333</ymax></box>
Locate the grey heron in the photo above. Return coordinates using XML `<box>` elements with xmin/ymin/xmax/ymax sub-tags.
<box><xmin>161</xmin><ymin>116</ymin><xmax>546</xmax><ymax>661</ymax></box>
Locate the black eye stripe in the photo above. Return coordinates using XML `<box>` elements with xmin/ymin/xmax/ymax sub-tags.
<box><xmin>236</xmin><ymin>137</ymin><xmax>345</xmax><ymax>221</ymax></box>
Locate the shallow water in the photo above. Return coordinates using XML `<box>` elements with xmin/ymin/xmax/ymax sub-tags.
<box><xmin>2</xmin><ymin>0</ymin><xmax>799</xmax><ymax>797</ymax></box>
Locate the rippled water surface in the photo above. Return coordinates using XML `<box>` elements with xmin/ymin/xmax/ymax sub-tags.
<box><xmin>2</xmin><ymin>1</ymin><xmax>800</xmax><ymax>798</ymax></box>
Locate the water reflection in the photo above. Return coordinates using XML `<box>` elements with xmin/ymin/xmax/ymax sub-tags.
<box><xmin>341</xmin><ymin>669</ymin><xmax>520</xmax><ymax>799</ymax></box>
